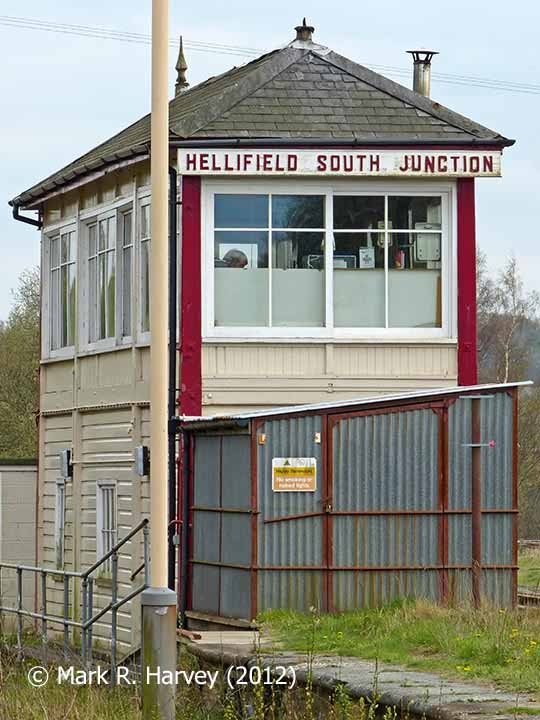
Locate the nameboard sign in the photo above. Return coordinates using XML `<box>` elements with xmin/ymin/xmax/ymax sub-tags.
<box><xmin>178</xmin><ymin>149</ymin><xmax>501</xmax><ymax>177</ymax></box>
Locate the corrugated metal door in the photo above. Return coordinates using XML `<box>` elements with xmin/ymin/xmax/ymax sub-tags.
<box><xmin>190</xmin><ymin>434</ymin><xmax>252</xmax><ymax>620</ymax></box>
<box><xmin>256</xmin><ymin>415</ymin><xmax>326</xmax><ymax>613</ymax></box>
<box><xmin>329</xmin><ymin>406</ymin><xmax>442</xmax><ymax>610</ymax></box>
<box><xmin>447</xmin><ymin>392</ymin><xmax>515</xmax><ymax>606</ymax></box>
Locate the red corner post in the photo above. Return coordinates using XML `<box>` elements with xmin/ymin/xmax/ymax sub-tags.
<box><xmin>457</xmin><ymin>178</ymin><xmax>478</xmax><ymax>386</ymax></box>
<box><xmin>180</xmin><ymin>176</ymin><xmax>202</xmax><ymax>415</ymax></box>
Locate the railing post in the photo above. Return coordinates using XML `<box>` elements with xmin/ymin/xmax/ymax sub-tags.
<box><xmin>63</xmin><ymin>575</ymin><xmax>69</xmax><ymax>659</ymax></box>
<box><xmin>41</xmin><ymin>571</ymin><xmax>47</xmax><ymax>648</ymax></box>
<box><xmin>16</xmin><ymin>568</ymin><xmax>23</xmax><ymax>657</ymax></box>
<box><xmin>143</xmin><ymin>524</ymin><xmax>150</xmax><ymax>586</ymax></box>
<box><xmin>111</xmin><ymin>553</ymin><xmax>118</xmax><ymax>679</ymax></box>
<box><xmin>81</xmin><ymin>577</ymin><xmax>88</xmax><ymax>665</ymax></box>
<box><xmin>88</xmin><ymin>577</ymin><xmax>94</xmax><ymax>664</ymax></box>
<box><xmin>471</xmin><ymin>397</ymin><xmax>482</xmax><ymax>609</ymax></box>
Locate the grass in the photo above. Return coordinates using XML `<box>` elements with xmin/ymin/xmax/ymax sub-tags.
<box><xmin>519</xmin><ymin>550</ymin><xmax>540</xmax><ymax>589</ymax></box>
<box><xmin>259</xmin><ymin>599</ymin><xmax>540</xmax><ymax>693</ymax></box>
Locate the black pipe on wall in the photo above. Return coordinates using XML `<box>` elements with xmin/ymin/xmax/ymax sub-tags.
<box><xmin>178</xmin><ymin>429</ymin><xmax>190</xmax><ymax>627</ymax></box>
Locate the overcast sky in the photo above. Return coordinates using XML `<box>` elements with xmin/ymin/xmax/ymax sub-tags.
<box><xmin>1</xmin><ymin>0</ymin><xmax>538</xmax><ymax>320</ymax></box>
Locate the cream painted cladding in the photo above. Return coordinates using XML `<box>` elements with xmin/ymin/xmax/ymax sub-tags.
<box><xmin>201</xmin><ymin>341</ymin><xmax>457</xmax><ymax>414</ymax></box>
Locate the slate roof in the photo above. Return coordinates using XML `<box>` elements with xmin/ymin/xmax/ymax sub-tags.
<box><xmin>11</xmin><ymin>39</ymin><xmax>514</xmax><ymax>208</ymax></box>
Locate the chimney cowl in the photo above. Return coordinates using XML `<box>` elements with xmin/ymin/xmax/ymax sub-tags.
<box><xmin>295</xmin><ymin>18</ymin><xmax>315</xmax><ymax>42</ymax></box>
<box><xmin>406</xmin><ymin>49</ymin><xmax>439</xmax><ymax>98</ymax></box>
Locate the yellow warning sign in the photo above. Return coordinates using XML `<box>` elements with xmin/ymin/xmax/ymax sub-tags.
<box><xmin>272</xmin><ymin>458</ymin><xmax>317</xmax><ymax>492</ymax></box>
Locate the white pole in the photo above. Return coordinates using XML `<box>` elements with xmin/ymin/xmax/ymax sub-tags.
<box><xmin>142</xmin><ymin>0</ymin><xmax>176</xmax><ymax>717</ymax></box>
<box><xmin>150</xmin><ymin>0</ymin><xmax>169</xmax><ymax>591</ymax></box>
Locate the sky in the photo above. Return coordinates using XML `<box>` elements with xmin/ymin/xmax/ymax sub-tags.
<box><xmin>1</xmin><ymin>0</ymin><xmax>539</xmax><ymax>320</ymax></box>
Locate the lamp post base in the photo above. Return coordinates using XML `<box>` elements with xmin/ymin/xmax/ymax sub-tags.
<box><xmin>141</xmin><ymin>587</ymin><xmax>177</xmax><ymax>720</ymax></box>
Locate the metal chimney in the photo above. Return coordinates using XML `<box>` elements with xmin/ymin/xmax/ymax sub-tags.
<box><xmin>295</xmin><ymin>18</ymin><xmax>315</xmax><ymax>42</ymax></box>
<box><xmin>406</xmin><ymin>49</ymin><xmax>439</xmax><ymax>97</ymax></box>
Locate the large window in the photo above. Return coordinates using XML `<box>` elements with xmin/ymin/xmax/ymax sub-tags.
<box><xmin>85</xmin><ymin>207</ymin><xmax>133</xmax><ymax>347</ymax></box>
<box><xmin>88</xmin><ymin>214</ymin><xmax>116</xmax><ymax>342</ymax></box>
<box><xmin>50</xmin><ymin>229</ymin><xmax>76</xmax><ymax>350</ymax></box>
<box><xmin>207</xmin><ymin>187</ymin><xmax>450</xmax><ymax>337</ymax></box>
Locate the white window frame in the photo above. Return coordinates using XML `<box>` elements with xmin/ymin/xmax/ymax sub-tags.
<box><xmin>119</xmin><ymin>207</ymin><xmax>134</xmax><ymax>343</ymax></box>
<box><xmin>96</xmin><ymin>480</ymin><xmax>117</xmax><ymax>574</ymax></box>
<box><xmin>137</xmin><ymin>194</ymin><xmax>152</xmax><ymax>344</ymax></box>
<box><xmin>44</xmin><ymin>224</ymin><xmax>77</xmax><ymax>358</ymax></box>
<box><xmin>202</xmin><ymin>179</ymin><xmax>456</xmax><ymax>341</ymax></box>
<box><xmin>55</xmin><ymin>479</ymin><xmax>66</xmax><ymax>570</ymax></box>
<box><xmin>80</xmin><ymin>203</ymin><xmax>134</xmax><ymax>352</ymax></box>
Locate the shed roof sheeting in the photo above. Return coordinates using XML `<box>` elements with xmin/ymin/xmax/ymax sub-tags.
<box><xmin>180</xmin><ymin>381</ymin><xmax>532</xmax><ymax>427</ymax></box>
<box><xmin>11</xmin><ymin>39</ymin><xmax>513</xmax><ymax>208</ymax></box>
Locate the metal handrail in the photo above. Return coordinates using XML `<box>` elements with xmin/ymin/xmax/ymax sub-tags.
<box><xmin>82</xmin><ymin>519</ymin><xmax>149</xmax><ymax>578</ymax></box>
<box><xmin>0</xmin><ymin>519</ymin><xmax>150</xmax><ymax>666</ymax></box>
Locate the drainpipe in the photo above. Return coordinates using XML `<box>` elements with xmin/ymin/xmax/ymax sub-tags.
<box><xmin>168</xmin><ymin>166</ymin><xmax>178</xmax><ymax>591</ymax></box>
<box><xmin>11</xmin><ymin>203</ymin><xmax>43</xmax><ymax>229</ymax></box>
<box><xmin>178</xmin><ymin>428</ymin><xmax>190</xmax><ymax>627</ymax></box>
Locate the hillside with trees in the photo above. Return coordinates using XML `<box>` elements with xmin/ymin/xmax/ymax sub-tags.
<box><xmin>0</xmin><ymin>267</ymin><xmax>39</xmax><ymax>459</ymax></box>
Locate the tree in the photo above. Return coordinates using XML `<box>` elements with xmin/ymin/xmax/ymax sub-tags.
<box><xmin>0</xmin><ymin>267</ymin><xmax>40</xmax><ymax>459</ymax></box>
<box><xmin>477</xmin><ymin>252</ymin><xmax>540</xmax><ymax>383</ymax></box>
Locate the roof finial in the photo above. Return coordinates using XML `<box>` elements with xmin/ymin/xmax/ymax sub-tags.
<box><xmin>175</xmin><ymin>36</ymin><xmax>189</xmax><ymax>96</ymax></box>
<box><xmin>295</xmin><ymin>18</ymin><xmax>314</xmax><ymax>42</ymax></box>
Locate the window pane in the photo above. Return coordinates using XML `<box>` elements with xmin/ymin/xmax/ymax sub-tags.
<box><xmin>99</xmin><ymin>219</ymin><xmax>107</xmax><ymax>251</ymax></box>
<box><xmin>334</xmin><ymin>233</ymin><xmax>385</xmax><ymax>327</ymax></box>
<box><xmin>108</xmin><ymin>217</ymin><xmax>116</xmax><ymax>249</ymax></box>
<box><xmin>68</xmin><ymin>264</ymin><xmax>76</xmax><ymax>345</ymax></box>
<box><xmin>334</xmin><ymin>196</ymin><xmax>385</xmax><ymax>230</ymax></box>
<box><xmin>50</xmin><ymin>236</ymin><xmax>60</xmax><ymax>268</ymax></box>
<box><xmin>87</xmin><ymin>257</ymin><xmax>96</xmax><ymax>342</ymax></box>
<box><xmin>215</xmin><ymin>194</ymin><xmax>268</xmax><ymax>229</ymax></box>
<box><xmin>61</xmin><ymin>233</ymin><xmax>69</xmax><ymax>263</ymax></box>
<box><xmin>272</xmin><ymin>232</ymin><xmax>325</xmax><ymax>326</ymax></box>
<box><xmin>89</xmin><ymin>225</ymin><xmax>97</xmax><ymax>256</ymax></box>
<box><xmin>123</xmin><ymin>212</ymin><xmax>132</xmax><ymax>247</ymax></box>
<box><xmin>99</xmin><ymin>253</ymin><xmax>106</xmax><ymax>339</ymax></box>
<box><xmin>51</xmin><ymin>269</ymin><xmax>59</xmax><ymax>349</ymax></box>
<box><xmin>388</xmin><ymin>196</ymin><xmax>442</xmax><ymax>230</ymax></box>
<box><xmin>107</xmin><ymin>252</ymin><xmax>116</xmax><ymax>337</ymax></box>
<box><xmin>123</xmin><ymin>246</ymin><xmax>132</xmax><ymax>336</ymax></box>
<box><xmin>141</xmin><ymin>240</ymin><xmax>150</xmax><ymax>332</ymax></box>
<box><xmin>214</xmin><ymin>231</ymin><xmax>268</xmax><ymax>326</ymax></box>
<box><xmin>272</xmin><ymin>195</ymin><xmax>324</xmax><ymax>229</ymax></box>
<box><xmin>61</xmin><ymin>266</ymin><xmax>69</xmax><ymax>346</ymax></box>
<box><xmin>388</xmin><ymin>232</ymin><xmax>442</xmax><ymax>328</ymax></box>
<box><xmin>141</xmin><ymin>205</ymin><xmax>151</xmax><ymax>238</ymax></box>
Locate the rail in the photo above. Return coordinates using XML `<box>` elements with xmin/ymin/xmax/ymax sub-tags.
<box><xmin>0</xmin><ymin>519</ymin><xmax>149</xmax><ymax>675</ymax></box>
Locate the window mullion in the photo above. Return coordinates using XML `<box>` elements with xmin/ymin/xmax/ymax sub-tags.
<box><xmin>384</xmin><ymin>195</ymin><xmax>389</xmax><ymax>329</ymax></box>
<box><xmin>326</xmin><ymin>191</ymin><xmax>333</xmax><ymax>332</ymax></box>
<box><xmin>268</xmin><ymin>194</ymin><xmax>272</xmax><ymax>328</ymax></box>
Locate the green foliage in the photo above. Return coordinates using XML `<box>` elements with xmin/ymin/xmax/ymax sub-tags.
<box><xmin>518</xmin><ymin>550</ymin><xmax>540</xmax><ymax>588</ymax></box>
<box><xmin>260</xmin><ymin>600</ymin><xmax>540</xmax><ymax>692</ymax></box>
<box><xmin>0</xmin><ymin>267</ymin><xmax>40</xmax><ymax>459</ymax></box>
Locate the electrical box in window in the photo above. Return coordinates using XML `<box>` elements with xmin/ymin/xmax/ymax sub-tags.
<box><xmin>414</xmin><ymin>223</ymin><xmax>441</xmax><ymax>262</ymax></box>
